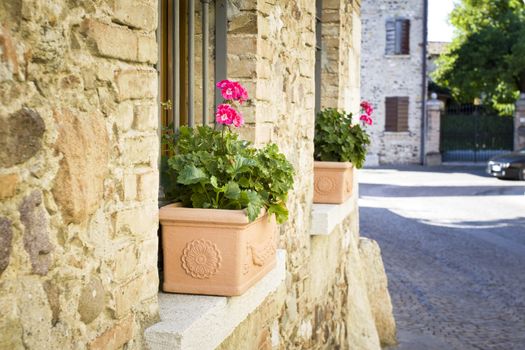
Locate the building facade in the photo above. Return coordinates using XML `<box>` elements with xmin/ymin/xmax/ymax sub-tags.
<box><xmin>0</xmin><ymin>1</ymin><xmax>395</xmax><ymax>349</ymax></box>
<box><xmin>361</xmin><ymin>0</ymin><xmax>427</xmax><ymax>164</ymax></box>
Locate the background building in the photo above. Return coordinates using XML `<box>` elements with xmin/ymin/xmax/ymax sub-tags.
<box><xmin>361</xmin><ymin>0</ymin><xmax>428</xmax><ymax>164</ymax></box>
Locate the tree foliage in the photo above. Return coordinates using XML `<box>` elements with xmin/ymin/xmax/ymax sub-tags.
<box><xmin>433</xmin><ymin>0</ymin><xmax>525</xmax><ymax>112</ymax></box>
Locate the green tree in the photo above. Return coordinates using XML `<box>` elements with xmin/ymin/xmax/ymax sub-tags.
<box><xmin>433</xmin><ymin>0</ymin><xmax>525</xmax><ymax>113</ymax></box>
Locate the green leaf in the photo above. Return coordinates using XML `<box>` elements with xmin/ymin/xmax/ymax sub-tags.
<box><xmin>210</xmin><ymin>175</ymin><xmax>219</xmax><ymax>188</ymax></box>
<box><xmin>177</xmin><ymin>165</ymin><xmax>208</xmax><ymax>185</ymax></box>
<box><xmin>224</xmin><ymin>181</ymin><xmax>241</xmax><ymax>200</ymax></box>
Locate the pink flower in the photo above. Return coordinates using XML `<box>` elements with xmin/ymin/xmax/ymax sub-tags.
<box><xmin>216</xmin><ymin>79</ymin><xmax>248</xmax><ymax>104</ymax></box>
<box><xmin>360</xmin><ymin>101</ymin><xmax>374</xmax><ymax>116</ymax></box>
<box><xmin>215</xmin><ymin>103</ymin><xmax>244</xmax><ymax>127</ymax></box>
<box><xmin>359</xmin><ymin>114</ymin><xmax>373</xmax><ymax>125</ymax></box>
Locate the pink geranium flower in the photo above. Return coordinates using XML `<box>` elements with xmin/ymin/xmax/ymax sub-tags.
<box><xmin>360</xmin><ymin>101</ymin><xmax>374</xmax><ymax>116</ymax></box>
<box><xmin>216</xmin><ymin>79</ymin><xmax>249</xmax><ymax>104</ymax></box>
<box><xmin>359</xmin><ymin>114</ymin><xmax>373</xmax><ymax>125</ymax></box>
<box><xmin>215</xmin><ymin>103</ymin><xmax>244</xmax><ymax>127</ymax></box>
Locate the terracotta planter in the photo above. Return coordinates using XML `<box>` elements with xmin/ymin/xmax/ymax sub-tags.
<box><xmin>160</xmin><ymin>204</ymin><xmax>277</xmax><ymax>296</ymax></box>
<box><xmin>313</xmin><ymin>161</ymin><xmax>354</xmax><ymax>204</ymax></box>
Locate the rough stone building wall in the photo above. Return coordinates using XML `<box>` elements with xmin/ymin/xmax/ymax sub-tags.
<box><xmin>321</xmin><ymin>0</ymin><xmax>361</xmax><ymax>113</ymax></box>
<box><xmin>360</xmin><ymin>0</ymin><xmax>425</xmax><ymax>164</ymax></box>
<box><xmin>217</xmin><ymin>0</ymin><xmax>395</xmax><ymax>349</ymax></box>
<box><xmin>0</xmin><ymin>1</ymin><xmax>159</xmax><ymax>349</ymax></box>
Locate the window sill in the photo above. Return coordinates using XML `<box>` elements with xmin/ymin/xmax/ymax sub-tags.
<box><xmin>144</xmin><ymin>250</ymin><xmax>286</xmax><ymax>350</ymax></box>
<box><xmin>384</xmin><ymin>54</ymin><xmax>411</xmax><ymax>58</ymax></box>
<box><xmin>383</xmin><ymin>131</ymin><xmax>411</xmax><ymax>136</ymax></box>
<box><xmin>311</xmin><ymin>197</ymin><xmax>356</xmax><ymax>236</ymax></box>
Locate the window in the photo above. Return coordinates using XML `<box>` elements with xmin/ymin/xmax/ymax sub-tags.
<box><xmin>385</xmin><ymin>97</ymin><xmax>409</xmax><ymax>132</ymax></box>
<box><xmin>385</xmin><ymin>19</ymin><xmax>410</xmax><ymax>55</ymax></box>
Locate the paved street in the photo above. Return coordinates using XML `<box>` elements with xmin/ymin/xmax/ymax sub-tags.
<box><xmin>359</xmin><ymin>166</ymin><xmax>525</xmax><ymax>350</ymax></box>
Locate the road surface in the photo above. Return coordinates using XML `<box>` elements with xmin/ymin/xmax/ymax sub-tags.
<box><xmin>359</xmin><ymin>166</ymin><xmax>525</xmax><ymax>350</ymax></box>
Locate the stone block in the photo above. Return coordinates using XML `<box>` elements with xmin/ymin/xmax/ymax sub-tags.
<box><xmin>115</xmin><ymin>269</ymin><xmax>158</xmax><ymax>318</ymax></box>
<box><xmin>116</xmin><ymin>69</ymin><xmax>157</xmax><ymax>100</ymax></box>
<box><xmin>52</xmin><ymin>108</ymin><xmax>109</xmax><ymax>224</ymax></box>
<box><xmin>88</xmin><ymin>314</ymin><xmax>134</xmax><ymax>350</ymax></box>
<box><xmin>137</xmin><ymin>170</ymin><xmax>158</xmax><ymax>200</ymax></box>
<box><xmin>114</xmin><ymin>205</ymin><xmax>158</xmax><ymax>239</ymax></box>
<box><xmin>0</xmin><ymin>25</ymin><xmax>19</xmax><ymax>79</ymax></box>
<box><xmin>81</xmin><ymin>19</ymin><xmax>137</xmax><ymax>62</ymax></box>
<box><xmin>227</xmin><ymin>35</ymin><xmax>257</xmax><ymax>56</ymax></box>
<box><xmin>121</xmin><ymin>136</ymin><xmax>158</xmax><ymax>165</ymax></box>
<box><xmin>111</xmin><ymin>0</ymin><xmax>157</xmax><ymax>31</ymax></box>
<box><xmin>19</xmin><ymin>191</ymin><xmax>53</xmax><ymax>275</ymax></box>
<box><xmin>227</xmin><ymin>55</ymin><xmax>256</xmax><ymax>79</ymax></box>
<box><xmin>113</xmin><ymin>243</ymin><xmax>139</xmax><ymax>282</ymax></box>
<box><xmin>358</xmin><ymin>238</ymin><xmax>397</xmax><ymax>347</ymax></box>
<box><xmin>0</xmin><ymin>217</ymin><xmax>13</xmax><ymax>276</ymax></box>
<box><xmin>228</xmin><ymin>11</ymin><xmax>257</xmax><ymax>34</ymax></box>
<box><xmin>0</xmin><ymin>173</ymin><xmax>19</xmax><ymax>199</ymax></box>
<box><xmin>78</xmin><ymin>277</ymin><xmax>105</xmax><ymax>324</ymax></box>
<box><xmin>138</xmin><ymin>34</ymin><xmax>158</xmax><ymax>64</ymax></box>
<box><xmin>133</xmin><ymin>103</ymin><xmax>157</xmax><ymax>131</ymax></box>
<box><xmin>425</xmin><ymin>152</ymin><xmax>442</xmax><ymax>166</ymax></box>
<box><xmin>123</xmin><ymin>173</ymin><xmax>137</xmax><ymax>201</ymax></box>
<box><xmin>114</xmin><ymin>101</ymin><xmax>134</xmax><ymax>132</ymax></box>
<box><xmin>0</xmin><ymin>108</ymin><xmax>45</xmax><ymax>168</ymax></box>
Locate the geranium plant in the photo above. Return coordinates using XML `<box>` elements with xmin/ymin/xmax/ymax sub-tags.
<box><xmin>313</xmin><ymin>102</ymin><xmax>374</xmax><ymax>168</ymax></box>
<box><xmin>162</xmin><ymin>80</ymin><xmax>294</xmax><ymax>223</ymax></box>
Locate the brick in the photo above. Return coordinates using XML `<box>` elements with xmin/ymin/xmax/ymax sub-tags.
<box><xmin>116</xmin><ymin>69</ymin><xmax>157</xmax><ymax>100</ymax></box>
<box><xmin>0</xmin><ymin>173</ymin><xmax>19</xmax><ymax>199</ymax></box>
<box><xmin>133</xmin><ymin>103</ymin><xmax>157</xmax><ymax>131</ymax></box>
<box><xmin>137</xmin><ymin>171</ymin><xmax>158</xmax><ymax>201</ymax></box>
<box><xmin>88</xmin><ymin>314</ymin><xmax>134</xmax><ymax>350</ymax></box>
<box><xmin>114</xmin><ymin>205</ymin><xmax>158</xmax><ymax>239</ymax></box>
<box><xmin>112</xmin><ymin>0</ymin><xmax>157</xmax><ymax>31</ymax></box>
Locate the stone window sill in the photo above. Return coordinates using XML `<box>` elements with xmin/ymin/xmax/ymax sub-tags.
<box><xmin>311</xmin><ymin>197</ymin><xmax>356</xmax><ymax>236</ymax></box>
<box><xmin>144</xmin><ymin>250</ymin><xmax>286</xmax><ymax>350</ymax></box>
<box><xmin>384</xmin><ymin>54</ymin><xmax>411</xmax><ymax>58</ymax></box>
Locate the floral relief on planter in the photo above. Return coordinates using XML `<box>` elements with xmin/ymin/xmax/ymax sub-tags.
<box><xmin>313</xmin><ymin>161</ymin><xmax>354</xmax><ymax>204</ymax></box>
<box><xmin>181</xmin><ymin>239</ymin><xmax>222</xmax><ymax>279</ymax></box>
<box><xmin>160</xmin><ymin>204</ymin><xmax>277</xmax><ymax>296</ymax></box>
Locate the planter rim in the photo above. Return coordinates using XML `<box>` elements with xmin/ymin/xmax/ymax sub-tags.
<box><xmin>313</xmin><ymin>161</ymin><xmax>353</xmax><ymax>169</ymax></box>
<box><xmin>159</xmin><ymin>203</ymin><xmax>267</xmax><ymax>226</ymax></box>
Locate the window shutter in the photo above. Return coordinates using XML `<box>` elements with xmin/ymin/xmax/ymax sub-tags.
<box><xmin>397</xmin><ymin>97</ymin><xmax>409</xmax><ymax>131</ymax></box>
<box><xmin>385</xmin><ymin>97</ymin><xmax>398</xmax><ymax>131</ymax></box>
<box><xmin>385</xmin><ymin>20</ymin><xmax>396</xmax><ymax>55</ymax></box>
<box><xmin>399</xmin><ymin>19</ymin><xmax>410</xmax><ymax>54</ymax></box>
<box><xmin>385</xmin><ymin>97</ymin><xmax>409</xmax><ymax>132</ymax></box>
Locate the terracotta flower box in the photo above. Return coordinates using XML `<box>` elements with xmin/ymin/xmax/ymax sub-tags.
<box><xmin>160</xmin><ymin>204</ymin><xmax>277</xmax><ymax>296</ymax></box>
<box><xmin>313</xmin><ymin>161</ymin><xmax>354</xmax><ymax>204</ymax></box>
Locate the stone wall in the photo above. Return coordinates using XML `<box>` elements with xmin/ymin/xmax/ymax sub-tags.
<box><xmin>360</xmin><ymin>0</ymin><xmax>425</xmax><ymax>164</ymax></box>
<box><xmin>217</xmin><ymin>0</ymin><xmax>396</xmax><ymax>349</ymax></box>
<box><xmin>0</xmin><ymin>1</ymin><xmax>159</xmax><ymax>349</ymax></box>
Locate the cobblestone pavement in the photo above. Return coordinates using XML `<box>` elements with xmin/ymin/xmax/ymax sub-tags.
<box><xmin>359</xmin><ymin>166</ymin><xmax>525</xmax><ymax>350</ymax></box>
